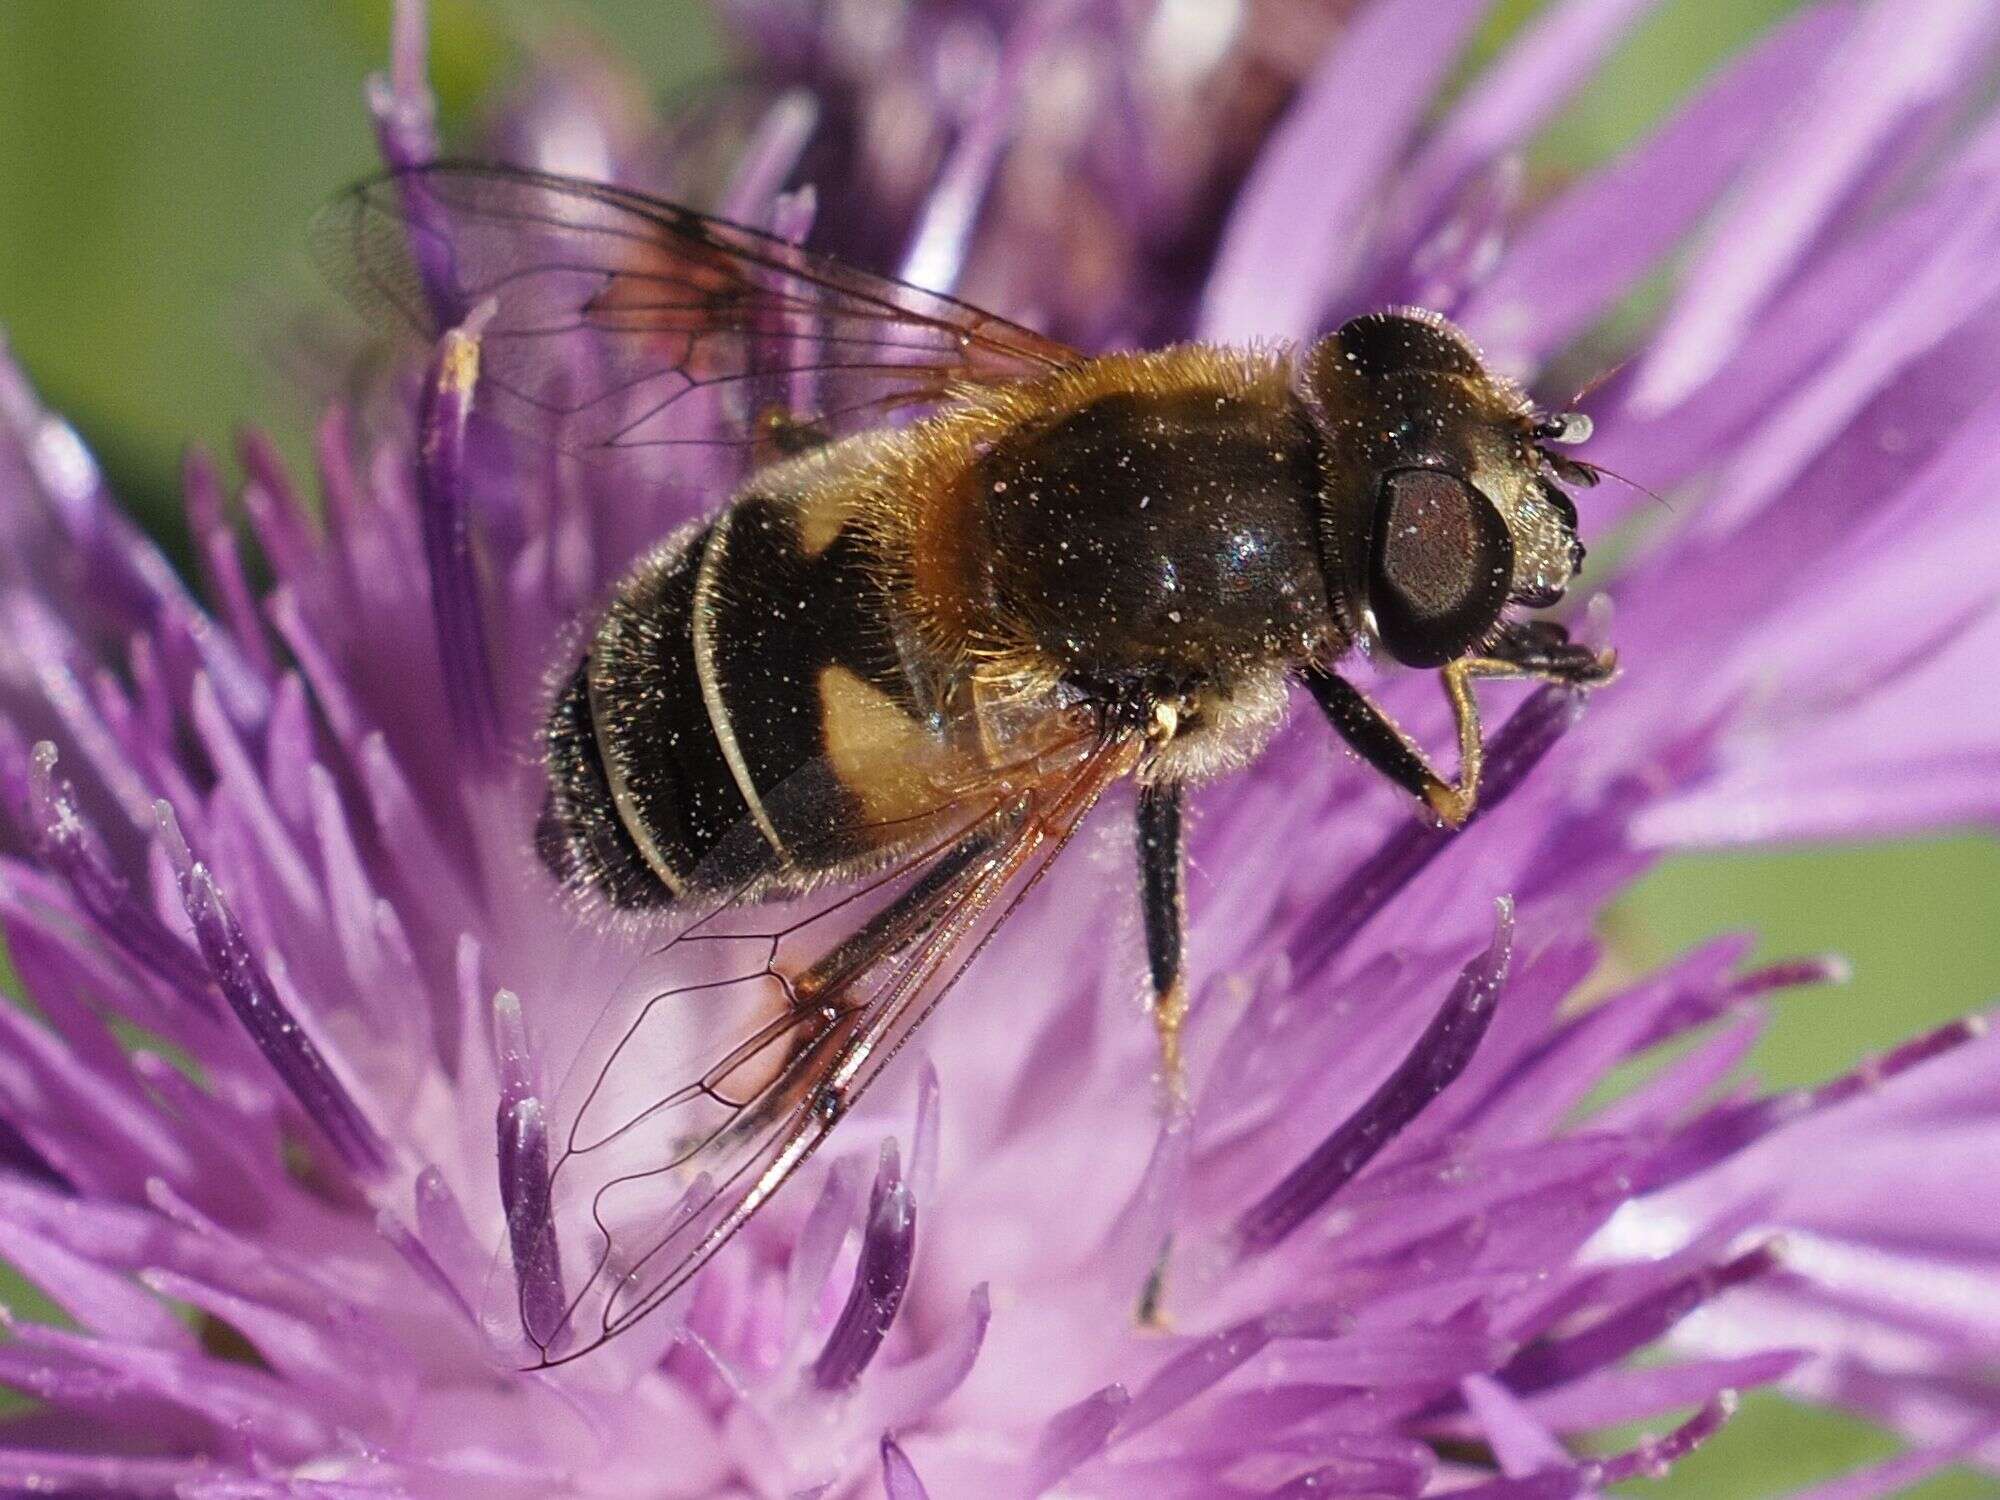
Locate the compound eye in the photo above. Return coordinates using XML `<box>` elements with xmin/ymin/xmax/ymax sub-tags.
<box><xmin>1368</xmin><ymin>468</ymin><xmax>1515</xmax><ymax>668</ymax></box>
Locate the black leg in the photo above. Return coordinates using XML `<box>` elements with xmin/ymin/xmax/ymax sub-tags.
<box><xmin>1302</xmin><ymin>667</ymin><xmax>1437</xmax><ymax>807</ymax></box>
<box><xmin>1484</xmin><ymin>620</ymin><xmax>1617</xmax><ymax>685</ymax></box>
<box><xmin>1304</xmin><ymin>626</ymin><xmax>1615</xmax><ymax>830</ymax></box>
<box><xmin>1135</xmin><ymin>778</ymin><xmax>1188</xmax><ymax>1329</ymax></box>
<box><xmin>1136</xmin><ymin>780</ymin><xmax>1189</xmax><ymax>1103</ymax></box>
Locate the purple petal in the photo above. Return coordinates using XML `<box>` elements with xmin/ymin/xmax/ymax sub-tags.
<box><xmin>909</xmin><ymin>1058</ymin><xmax>942</xmax><ymax>1209</ymax></box>
<box><xmin>812</xmin><ymin>1140</ymin><xmax>916</xmax><ymax>1390</ymax></box>
<box><xmin>0</xmin><ymin>347</ymin><xmax>267</xmax><ymax>726</ymax></box>
<box><xmin>188</xmin><ymin>672</ymin><xmax>321</xmax><ymax>922</ymax></box>
<box><xmin>1461</xmin><ymin>2</ymin><xmax>1852</xmax><ymax>372</ymax></box>
<box><xmin>1395</xmin><ymin>156</ymin><xmax>1520</xmax><ymax>314</ymax></box>
<box><xmin>1818</xmin><ymin>1014</ymin><xmax>1993</xmax><ymax>1107</ymax></box>
<box><xmin>413</xmin><ymin>1163</ymin><xmax>488</xmax><ymax>1303</ymax></box>
<box><xmin>1263</xmin><ymin>1452</ymin><xmax>1434</xmax><ymax>1499</ymax></box>
<box><xmin>367</xmin><ymin>0</ymin><xmax>456</xmax><ymax>329</ymax></box>
<box><xmin>0</xmin><ymin>1113</ymin><xmax>68</xmax><ymax>1191</ymax></box>
<box><xmin>1585</xmin><ymin>1013</ymin><xmax>1763</xmax><ymax>1134</ymax></box>
<box><xmin>879</xmin><ymin>1434</ymin><xmax>930</xmax><ymax>1500</ymax></box>
<box><xmin>1640</xmin><ymin>1013</ymin><xmax>1991</xmax><ymax>1193</ymax></box>
<box><xmin>304</xmin><ymin>764</ymin><xmax>385</xmax><ymax>992</ymax></box>
<box><xmin>1026</xmin><ymin>1383</ymin><xmax>1129</xmax><ymax>1494</ymax></box>
<box><xmin>0</xmin><ymin>1449</ymin><xmax>220</xmax><ymax>1496</ymax></box>
<box><xmin>1469</xmin><ymin>939</ymin><xmax>1760</xmax><ymax>1144</ymax></box>
<box><xmin>1395</xmin><ymin>0</ymin><xmax>1658</xmax><ymax>228</ymax></box>
<box><xmin>497</xmin><ymin>1083</ymin><xmax>565</xmax><ymax>1354</ymax></box>
<box><xmin>265</xmin><ymin>587</ymin><xmax>367</xmax><ymax>752</ymax></box>
<box><xmin>1633</xmin><ymin>1</ymin><xmax>2000</xmax><ymax>408</ymax></box>
<box><xmin>375</xmin><ymin>1208</ymin><xmax>478</xmax><ymax>1328</ymax></box>
<box><xmin>181</xmin><ymin>448</ymin><xmax>275</xmax><ymax>681</ymax></box>
<box><xmin>4</xmin><ymin>597</ymin><xmax>164</xmax><ymax>837</ymax></box>
<box><xmin>1461</xmin><ymin>1372</ymin><xmax>1569</xmax><ymax>1477</ymax></box>
<box><xmin>2</xmin><ymin>1316</ymin><xmax>333</xmax><ymax>1452</ymax></box>
<box><xmin>416</xmin><ymin>309</ymin><xmax>502</xmax><ymax>759</ymax></box>
<box><xmin>138</xmin><ymin>1264</ymin><xmax>394</xmax><ymax>1410</ymax></box>
<box><xmin>861</xmin><ymin>1284</ymin><xmax>990</xmax><ymax>1435</ymax></box>
<box><xmin>0</xmin><ymin>1220</ymin><xmax>192</xmax><ymax>1353</ymax></box>
<box><xmin>784</xmin><ymin>1152</ymin><xmax>866</xmax><ymax>1352</ymax></box>
<box><xmin>1240</xmin><ymin>901</ymin><xmax>1514</xmax><ymax>1252</ymax></box>
<box><xmin>491</xmin><ymin>985</ymin><xmax>538</xmax><ymax>1116</ymax></box>
<box><xmin>1504</xmin><ymin>1244</ymin><xmax>1780</xmax><ymax>1394</ymax></box>
<box><xmin>720</xmin><ymin>91</ymin><xmax>820</xmax><ymax>227</ymax></box>
<box><xmin>770</xmin><ymin>185</ymin><xmax>818</xmax><ymax>248</ymax></box>
<box><xmin>260</xmin><ymin>673</ymin><xmax>316</xmax><ymax>830</ymax></box>
<box><xmin>156</xmin><ymin>801</ymin><xmax>387</xmax><ymax>1176</ymax></box>
<box><xmin>1118</xmin><ymin>1317</ymin><xmax>1270</xmax><ymax>1440</ymax></box>
<box><xmin>1440</xmin><ymin>1395</ymin><xmax>1734</xmax><ymax>1499</ymax></box>
<box><xmin>1689</xmin><ymin>186</ymin><xmax>2000</xmax><ymax>539</ymax></box>
<box><xmin>1289</xmin><ymin>1321</ymin><xmax>1510</xmax><ymax>1386</ymax></box>
<box><xmin>0</xmin><ymin>952</ymin><xmax>204</xmax><ymax>1198</ymax></box>
<box><xmin>1723</xmin><ymin>954</ymin><xmax>1852</xmax><ymax>1004</ymax></box>
<box><xmin>235</xmin><ymin>428</ymin><xmax>316</xmax><ymax>584</ymax></box>
<box><xmin>23</xmin><ymin>743</ymin><xmax>211</xmax><ymax>1007</ymax></box>
<box><xmin>899</xmin><ymin>0</ymin><xmax>1083</xmax><ymax>294</ymax></box>
<box><xmin>1588</xmin><ymin>1392</ymin><xmax>1736</xmax><ymax>1485</ymax></box>
<box><xmin>125</xmin><ymin>1052</ymin><xmax>278</xmax><ymax>1221</ymax></box>
<box><xmin>1198</xmin><ymin>0</ymin><xmax>1488</xmax><ymax>342</ymax></box>
<box><xmin>356</xmin><ymin>729</ymin><xmax>477</xmax><ymax>924</ymax></box>
<box><xmin>1505</xmin><ymin>1350</ymin><xmax>1801</xmax><ymax>1433</ymax></box>
<box><xmin>1292</xmin><ymin>688</ymin><xmax>1582</xmax><ymax>978</ymax></box>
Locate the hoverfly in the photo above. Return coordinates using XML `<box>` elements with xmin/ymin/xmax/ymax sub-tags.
<box><xmin>316</xmin><ymin>163</ymin><xmax>1612</xmax><ymax>1366</ymax></box>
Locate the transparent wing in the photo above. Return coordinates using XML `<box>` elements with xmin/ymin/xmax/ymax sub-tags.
<box><xmin>312</xmin><ymin>162</ymin><xmax>1083</xmax><ymax>452</ymax></box>
<box><xmin>500</xmin><ymin>716</ymin><xmax>1140</xmax><ymax>1367</ymax></box>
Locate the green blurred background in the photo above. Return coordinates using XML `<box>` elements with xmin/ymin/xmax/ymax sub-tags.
<box><xmin>0</xmin><ymin>2</ymin><xmax>1994</xmax><ymax>1495</ymax></box>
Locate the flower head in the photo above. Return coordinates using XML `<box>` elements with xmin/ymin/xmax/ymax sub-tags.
<box><xmin>3</xmin><ymin>2</ymin><xmax>2000</xmax><ymax>1496</ymax></box>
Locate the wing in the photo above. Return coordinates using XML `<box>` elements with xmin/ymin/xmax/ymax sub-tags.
<box><xmin>499</xmin><ymin>719</ymin><xmax>1141</xmax><ymax>1367</ymax></box>
<box><xmin>312</xmin><ymin>162</ymin><xmax>1084</xmax><ymax>453</ymax></box>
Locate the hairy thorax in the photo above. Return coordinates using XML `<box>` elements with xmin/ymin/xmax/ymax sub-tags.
<box><xmin>855</xmin><ymin>345</ymin><xmax>1343</xmax><ymax>780</ymax></box>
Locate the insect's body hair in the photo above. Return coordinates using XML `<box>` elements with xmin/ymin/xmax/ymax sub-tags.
<box><xmin>856</xmin><ymin>340</ymin><xmax>1339</xmax><ymax>784</ymax></box>
<box><xmin>540</xmin><ymin>342</ymin><xmax>1356</xmax><ymax>912</ymax></box>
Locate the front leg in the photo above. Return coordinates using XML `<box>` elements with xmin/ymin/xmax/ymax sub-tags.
<box><xmin>1304</xmin><ymin>626</ymin><xmax>1614</xmax><ymax>829</ymax></box>
<box><xmin>1304</xmin><ymin>666</ymin><xmax>1473</xmax><ymax>826</ymax></box>
<box><xmin>1482</xmin><ymin>619</ymin><xmax>1618</xmax><ymax>686</ymax></box>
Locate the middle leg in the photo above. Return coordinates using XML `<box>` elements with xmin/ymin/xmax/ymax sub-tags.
<box><xmin>1135</xmin><ymin>776</ymin><xmax>1190</xmax><ymax>1327</ymax></box>
<box><xmin>1137</xmin><ymin>779</ymin><xmax>1190</xmax><ymax>1106</ymax></box>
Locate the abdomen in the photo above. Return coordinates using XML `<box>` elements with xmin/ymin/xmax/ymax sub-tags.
<box><xmin>538</xmin><ymin>463</ymin><xmax>950</xmax><ymax>911</ymax></box>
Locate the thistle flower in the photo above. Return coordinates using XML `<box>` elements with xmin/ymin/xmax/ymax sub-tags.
<box><xmin>3</xmin><ymin>2</ymin><xmax>2000</xmax><ymax>1497</ymax></box>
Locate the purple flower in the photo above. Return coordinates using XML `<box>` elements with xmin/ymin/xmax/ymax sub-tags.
<box><xmin>3</xmin><ymin>1</ymin><xmax>2000</xmax><ymax>1495</ymax></box>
